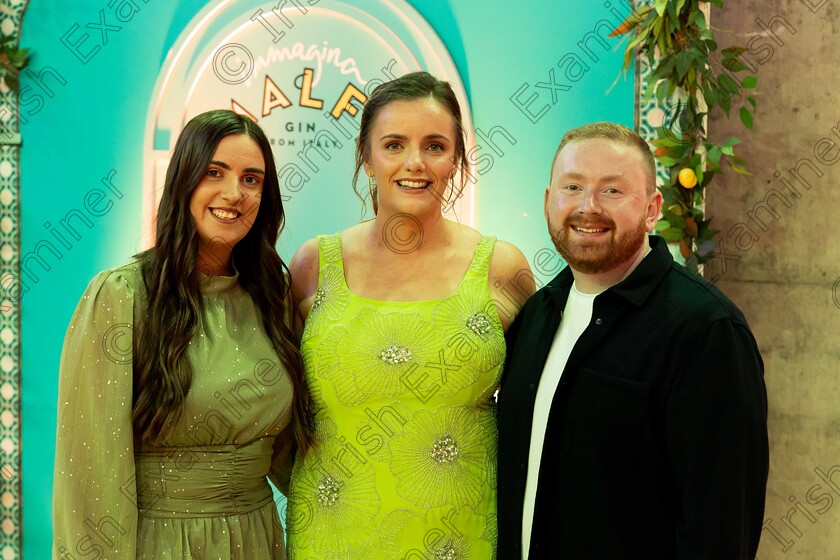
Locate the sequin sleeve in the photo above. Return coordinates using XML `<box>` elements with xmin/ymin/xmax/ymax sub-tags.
<box><xmin>53</xmin><ymin>269</ymin><xmax>138</xmax><ymax>559</ymax></box>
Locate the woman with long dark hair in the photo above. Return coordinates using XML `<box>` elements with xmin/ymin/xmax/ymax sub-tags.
<box><xmin>53</xmin><ymin>110</ymin><xmax>310</xmax><ymax>559</ymax></box>
<box><xmin>285</xmin><ymin>72</ymin><xmax>535</xmax><ymax>558</ymax></box>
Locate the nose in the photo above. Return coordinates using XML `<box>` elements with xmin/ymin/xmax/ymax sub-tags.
<box><xmin>404</xmin><ymin>146</ymin><xmax>425</xmax><ymax>172</ymax></box>
<box><xmin>220</xmin><ymin>177</ymin><xmax>243</xmax><ymax>205</ymax></box>
<box><xmin>578</xmin><ymin>188</ymin><xmax>602</xmax><ymax>214</ymax></box>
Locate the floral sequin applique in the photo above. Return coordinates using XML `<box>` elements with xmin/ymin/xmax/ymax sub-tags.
<box><xmin>317</xmin><ymin>308</ymin><xmax>442</xmax><ymax>405</ymax></box>
<box><xmin>389</xmin><ymin>406</ymin><xmax>492</xmax><ymax>508</ymax></box>
<box><xmin>302</xmin><ymin>264</ymin><xmax>350</xmax><ymax>345</ymax></box>
<box><xmin>378</xmin><ymin>506</ymin><xmax>495</xmax><ymax>560</ymax></box>
<box><xmin>287</xmin><ymin>418</ymin><xmax>380</xmax><ymax>558</ymax></box>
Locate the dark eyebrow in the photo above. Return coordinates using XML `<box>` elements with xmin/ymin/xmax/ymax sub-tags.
<box><xmin>208</xmin><ymin>160</ymin><xmax>231</xmax><ymax>170</ymax></box>
<box><xmin>378</xmin><ymin>133</ymin><xmax>452</xmax><ymax>142</ymax></box>
<box><xmin>208</xmin><ymin>160</ymin><xmax>265</xmax><ymax>175</ymax></box>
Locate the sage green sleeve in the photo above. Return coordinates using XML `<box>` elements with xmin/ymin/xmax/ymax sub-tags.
<box><xmin>53</xmin><ymin>270</ymin><xmax>138</xmax><ymax>559</ymax></box>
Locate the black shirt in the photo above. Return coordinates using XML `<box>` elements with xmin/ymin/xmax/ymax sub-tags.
<box><xmin>497</xmin><ymin>236</ymin><xmax>769</xmax><ymax>559</ymax></box>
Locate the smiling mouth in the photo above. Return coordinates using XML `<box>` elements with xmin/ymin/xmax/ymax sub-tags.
<box><xmin>572</xmin><ymin>225</ymin><xmax>609</xmax><ymax>233</ymax></box>
<box><xmin>396</xmin><ymin>179</ymin><xmax>431</xmax><ymax>190</ymax></box>
<box><xmin>210</xmin><ymin>208</ymin><xmax>241</xmax><ymax>220</ymax></box>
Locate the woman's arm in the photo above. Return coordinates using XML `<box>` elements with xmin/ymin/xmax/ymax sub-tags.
<box><xmin>488</xmin><ymin>240</ymin><xmax>536</xmax><ymax>332</ymax></box>
<box><xmin>287</xmin><ymin>238</ymin><xmax>320</xmax><ymax>341</ymax></box>
<box><xmin>53</xmin><ymin>270</ymin><xmax>138</xmax><ymax>560</ymax></box>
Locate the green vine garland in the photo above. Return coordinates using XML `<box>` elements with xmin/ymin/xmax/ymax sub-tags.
<box><xmin>611</xmin><ymin>0</ymin><xmax>756</xmax><ymax>265</ymax></box>
<box><xmin>0</xmin><ymin>35</ymin><xmax>29</xmax><ymax>91</ymax></box>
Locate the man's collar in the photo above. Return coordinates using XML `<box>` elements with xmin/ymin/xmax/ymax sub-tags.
<box><xmin>607</xmin><ymin>235</ymin><xmax>673</xmax><ymax>306</ymax></box>
<box><xmin>545</xmin><ymin>235</ymin><xmax>673</xmax><ymax>306</ymax></box>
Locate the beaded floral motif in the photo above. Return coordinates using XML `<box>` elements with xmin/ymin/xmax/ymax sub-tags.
<box><xmin>302</xmin><ymin>264</ymin><xmax>350</xmax><ymax>344</ymax></box>
<box><xmin>311</xmin><ymin>288</ymin><xmax>327</xmax><ymax>310</ymax></box>
<box><xmin>287</xmin><ymin>418</ymin><xmax>380</xmax><ymax>556</ymax></box>
<box><xmin>319</xmin><ymin>233</ymin><xmax>344</xmax><ymax>264</ymax></box>
<box><xmin>317</xmin><ymin>308</ymin><xmax>441</xmax><ymax>405</ymax></box>
<box><xmin>430</xmin><ymin>435</ymin><xmax>460</xmax><ymax>464</ymax></box>
<box><xmin>301</xmin><ymin>347</ymin><xmax>326</xmax><ymax>416</ymax></box>
<box><xmin>435</xmin><ymin>542</ymin><xmax>459</xmax><ymax>560</ymax></box>
<box><xmin>480</xmin><ymin>512</ymin><xmax>498</xmax><ymax>560</ymax></box>
<box><xmin>353</xmin><ymin>399</ymin><xmax>411</xmax><ymax>464</ymax></box>
<box><xmin>378</xmin><ymin>506</ymin><xmax>493</xmax><ymax>560</ymax></box>
<box><xmin>317</xmin><ymin>475</ymin><xmax>340</xmax><ymax>507</ymax></box>
<box><xmin>430</xmin><ymin>279</ymin><xmax>505</xmax><ymax>396</ymax></box>
<box><xmin>465</xmin><ymin>312</ymin><xmax>492</xmax><ymax>336</ymax></box>
<box><xmin>379</xmin><ymin>344</ymin><xmax>413</xmax><ymax>364</ymax></box>
<box><xmin>389</xmin><ymin>406</ymin><xmax>491</xmax><ymax>508</ymax></box>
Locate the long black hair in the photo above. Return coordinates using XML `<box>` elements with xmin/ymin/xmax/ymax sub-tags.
<box><xmin>132</xmin><ymin>109</ymin><xmax>312</xmax><ymax>453</ymax></box>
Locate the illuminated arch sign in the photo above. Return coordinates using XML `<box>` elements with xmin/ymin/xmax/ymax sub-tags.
<box><xmin>144</xmin><ymin>0</ymin><xmax>474</xmax><ymax>249</ymax></box>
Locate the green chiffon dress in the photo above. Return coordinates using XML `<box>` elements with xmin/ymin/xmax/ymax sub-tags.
<box><xmin>53</xmin><ymin>261</ymin><xmax>296</xmax><ymax>559</ymax></box>
<box><xmin>287</xmin><ymin>234</ymin><xmax>504</xmax><ymax>559</ymax></box>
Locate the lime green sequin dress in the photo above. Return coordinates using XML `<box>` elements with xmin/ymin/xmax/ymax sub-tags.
<box><xmin>287</xmin><ymin>234</ymin><xmax>504</xmax><ymax>559</ymax></box>
<box><xmin>53</xmin><ymin>261</ymin><xmax>296</xmax><ymax>559</ymax></box>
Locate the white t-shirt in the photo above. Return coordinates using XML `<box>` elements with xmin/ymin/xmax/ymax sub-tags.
<box><xmin>521</xmin><ymin>282</ymin><xmax>601</xmax><ymax>559</ymax></box>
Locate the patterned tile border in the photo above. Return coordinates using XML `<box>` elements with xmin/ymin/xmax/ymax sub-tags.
<box><xmin>0</xmin><ymin>0</ymin><xmax>30</xmax><ymax>556</ymax></box>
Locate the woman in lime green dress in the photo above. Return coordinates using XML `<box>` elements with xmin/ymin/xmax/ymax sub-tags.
<box><xmin>53</xmin><ymin>110</ymin><xmax>311</xmax><ymax>559</ymax></box>
<box><xmin>286</xmin><ymin>72</ymin><xmax>535</xmax><ymax>559</ymax></box>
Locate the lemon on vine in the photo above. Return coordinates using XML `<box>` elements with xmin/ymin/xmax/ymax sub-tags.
<box><xmin>678</xmin><ymin>168</ymin><xmax>698</xmax><ymax>189</ymax></box>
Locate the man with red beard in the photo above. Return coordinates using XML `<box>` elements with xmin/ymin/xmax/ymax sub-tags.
<box><xmin>497</xmin><ymin>122</ymin><xmax>769</xmax><ymax>559</ymax></box>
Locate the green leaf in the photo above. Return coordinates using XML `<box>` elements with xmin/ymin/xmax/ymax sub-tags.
<box><xmin>717</xmin><ymin>74</ymin><xmax>740</xmax><ymax>96</ymax></box>
<box><xmin>742</xmin><ymin>75</ymin><xmax>757</xmax><ymax>89</ymax></box>
<box><xmin>675</xmin><ymin>51</ymin><xmax>692</xmax><ymax>79</ymax></box>
<box><xmin>730</xmin><ymin>162</ymin><xmax>752</xmax><ymax>175</ymax></box>
<box><xmin>723</xmin><ymin>137</ymin><xmax>742</xmax><ymax>148</ymax></box>
<box><xmin>667</xmin><ymin>1</ymin><xmax>678</xmax><ymax>21</ymax></box>
<box><xmin>723</xmin><ymin>58</ymin><xmax>748</xmax><ymax>72</ymax></box>
<box><xmin>660</xmin><ymin>227</ymin><xmax>686</xmax><ymax>242</ymax></box>
<box><xmin>658</xmin><ymin>156</ymin><xmax>677</xmax><ymax>167</ymax></box>
<box><xmin>721</xmin><ymin>144</ymin><xmax>735</xmax><ymax>156</ymax></box>
<box><xmin>721</xmin><ymin>46</ymin><xmax>747</xmax><ymax>57</ymax></box>
<box><xmin>655</xmin><ymin>0</ymin><xmax>668</xmax><ymax>16</ymax></box>
<box><xmin>708</xmin><ymin>146</ymin><xmax>722</xmax><ymax>165</ymax></box>
<box><xmin>719</xmin><ymin>94</ymin><xmax>732</xmax><ymax>116</ymax></box>
<box><xmin>739</xmin><ymin>107</ymin><xmax>754</xmax><ymax>130</ymax></box>
<box><xmin>747</xmin><ymin>95</ymin><xmax>757</xmax><ymax>110</ymax></box>
<box><xmin>655</xmin><ymin>219</ymin><xmax>672</xmax><ymax>232</ymax></box>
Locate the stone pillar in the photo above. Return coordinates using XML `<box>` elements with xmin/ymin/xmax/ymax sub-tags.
<box><xmin>708</xmin><ymin>1</ymin><xmax>840</xmax><ymax>557</ymax></box>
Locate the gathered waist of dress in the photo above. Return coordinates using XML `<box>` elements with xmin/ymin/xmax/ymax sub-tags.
<box><xmin>134</xmin><ymin>436</ymin><xmax>276</xmax><ymax>518</ymax></box>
